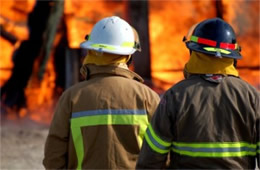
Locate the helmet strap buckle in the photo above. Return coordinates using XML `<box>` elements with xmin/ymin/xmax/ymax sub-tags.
<box><xmin>215</xmin><ymin>50</ymin><xmax>222</xmax><ymax>58</ymax></box>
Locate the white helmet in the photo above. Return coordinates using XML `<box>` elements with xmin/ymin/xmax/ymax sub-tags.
<box><xmin>80</xmin><ymin>16</ymin><xmax>141</xmax><ymax>55</ymax></box>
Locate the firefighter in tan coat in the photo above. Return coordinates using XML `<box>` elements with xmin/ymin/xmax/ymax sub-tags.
<box><xmin>43</xmin><ymin>16</ymin><xmax>160</xmax><ymax>169</ymax></box>
<box><xmin>136</xmin><ymin>18</ymin><xmax>260</xmax><ymax>169</ymax></box>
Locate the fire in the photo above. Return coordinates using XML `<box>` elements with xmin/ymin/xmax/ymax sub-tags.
<box><xmin>2</xmin><ymin>42</ymin><xmax>57</xmax><ymax>124</ymax></box>
<box><xmin>0</xmin><ymin>37</ymin><xmax>14</xmax><ymax>87</ymax></box>
<box><xmin>149</xmin><ymin>0</ymin><xmax>216</xmax><ymax>90</ymax></box>
<box><xmin>23</xmin><ymin>54</ymin><xmax>56</xmax><ymax>124</ymax></box>
<box><xmin>0</xmin><ymin>0</ymin><xmax>56</xmax><ymax>124</ymax></box>
<box><xmin>222</xmin><ymin>0</ymin><xmax>260</xmax><ymax>88</ymax></box>
<box><xmin>0</xmin><ymin>0</ymin><xmax>128</xmax><ymax>124</ymax></box>
<box><xmin>0</xmin><ymin>0</ymin><xmax>259</xmax><ymax>125</ymax></box>
<box><xmin>64</xmin><ymin>0</ymin><xmax>127</xmax><ymax>49</ymax></box>
<box><xmin>0</xmin><ymin>0</ymin><xmax>35</xmax><ymax>86</ymax></box>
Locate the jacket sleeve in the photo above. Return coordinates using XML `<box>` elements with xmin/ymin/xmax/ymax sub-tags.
<box><xmin>137</xmin><ymin>92</ymin><xmax>174</xmax><ymax>169</ymax></box>
<box><xmin>43</xmin><ymin>91</ymin><xmax>71</xmax><ymax>169</ymax></box>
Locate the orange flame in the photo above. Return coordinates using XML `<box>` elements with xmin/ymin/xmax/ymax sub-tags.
<box><xmin>0</xmin><ymin>37</ymin><xmax>14</xmax><ymax>87</ymax></box>
<box><xmin>222</xmin><ymin>0</ymin><xmax>259</xmax><ymax>88</ymax></box>
<box><xmin>0</xmin><ymin>0</ymin><xmax>259</xmax><ymax>125</ymax></box>
<box><xmin>0</xmin><ymin>0</ymin><xmax>35</xmax><ymax>86</ymax></box>
<box><xmin>64</xmin><ymin>0</ymin><xmax>127</xmax><ymax>49</ymax></box>
<box><xmin>23</xmin><ymin>54</ymin><xmax>56</xmax><ymax>124</ymax></box>
<box><xmin>0</xmin><ymin>0</ymin><xmax>57</xmax><ymax>124</ymax></box>
<box><xmin>149</xmin><ymin>0</ymin><xmax>217</xmax><ymax>90</ymax></box>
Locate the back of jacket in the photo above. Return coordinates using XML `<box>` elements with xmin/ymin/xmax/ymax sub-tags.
<box><xmin>137</xmin><ymin>75</ymin><xmax>260</xmax><ymax>169</ymax></box>
<box><xmin>43</xmin><ymin>65</ymin><xmax>160</xmax><ymax>169</ymax></box>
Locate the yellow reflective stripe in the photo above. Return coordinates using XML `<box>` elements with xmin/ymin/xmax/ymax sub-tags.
<box><xmin>144</xmin><ymin>132</ymin><xmax>169</xmax><ymax>154</ymax></box>
<box><xmin>203</xmin><ymin>47</ymin><xmax>231</xmax><ymax>54</ymax></box>
<box><xmin>172</xmin><ymin>141</ymin><xmax>257</xmax><ymax>158</ymax></box>
<box><xmin>143</xmin><ymin>124</ymin><xmax>171</xmax><ymax>154</ymax></box>
<box><xmin>71</xmin><ymin>126</ymin><xmax>84</xmax><ymax>170</ymax></box>
<box><xmin>172</xmin><ymin>148</ymin><xmax>256</xmax><ymax>157</ymax></box>
<box><xmin>71</xmin><ymin>112</ymin><xmax>148</xmax><ymax>170</ymax></box>
<box><xmin>90</xmin><ymin>42</ymin><xmax>134</xmax><ymax>50</ymax></box>
<box><xmin>121</xmin><ymin>42</ymin><xmax>134</xmax><ymax>47</ymax></box>
<box><xmin>91</xmin><ymin>44</ymin><xmax>116</xmax><ymax>50</ymax></box>
<box><xmin>148</xmin><ymin>124</ymin><xmax>171</xmax><ymax>147</ymax></box>
<box><xmin>172</xmin><ymin>142</ymin><xmax>256</xmax><ymax>148</ymax></box>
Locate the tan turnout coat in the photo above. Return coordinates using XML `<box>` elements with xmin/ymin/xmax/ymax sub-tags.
<box><xmin>43</xmin><ymin>65</ymin><xmax>160</xmax><ymax>169</ymax></box>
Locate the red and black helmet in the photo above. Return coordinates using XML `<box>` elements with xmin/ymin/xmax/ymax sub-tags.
<box><xmin>183</xmin><ymin>18</ymin><xmax>242</xmax><ymax>59</ymax></box>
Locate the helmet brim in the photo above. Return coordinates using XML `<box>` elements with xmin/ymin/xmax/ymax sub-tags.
<box><xmin>80</xmin><ymin>41</ymin><xmax>136</xmax><ymax>55</ymax></box>
<box><xmin>186</xmin><ymin>42</ymin><xmax>242</xmax><ymax>59</ymax></box>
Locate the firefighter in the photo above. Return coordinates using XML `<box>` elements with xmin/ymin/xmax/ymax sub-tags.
<box><xmin>43</xmin><ymin>16</ymin><xmax>160</xmax><ymax>169</ymax></box>
<box><xmin>136</xmin><ymin>18</ymin><xmax>260</xmax><ymax>169</ymax></box>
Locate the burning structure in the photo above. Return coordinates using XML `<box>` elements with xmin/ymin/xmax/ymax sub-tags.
<box><xmin>0</xmin><ymin>0</ymin><xmax>259</xmax><ymax>124</ymax></box>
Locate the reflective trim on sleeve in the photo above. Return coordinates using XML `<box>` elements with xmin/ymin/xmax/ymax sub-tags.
<box><xmin>70</xmin><ymin>109</ymin><xmax>149</xmax><ymax>170</ymax></box>
<box><xmin>172</xmin><ymin>141</ymin><xmax>257</xmax><ymax>157</ymax></box>
<box><xmin>144</xmin><ymin>124</ymin><xmax>171</xmax><ymax>154</ymax></box>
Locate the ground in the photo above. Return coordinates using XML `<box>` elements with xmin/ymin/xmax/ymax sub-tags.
<box><xmin>1</xmin><ymin>118</ymin><xmax>49</xmax><ymax>169</ymax></box>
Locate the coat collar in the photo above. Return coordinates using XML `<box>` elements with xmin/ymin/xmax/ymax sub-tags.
<box><xmin>80</xmin><ymin>64</ymin><xmax>144</xmax><ymax>83</ymax></box>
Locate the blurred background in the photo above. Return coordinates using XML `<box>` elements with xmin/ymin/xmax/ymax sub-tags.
<box><xmin>0</xmin><ymin>0</ymin><xmax>259</xmax><ymax>168</ymax></box>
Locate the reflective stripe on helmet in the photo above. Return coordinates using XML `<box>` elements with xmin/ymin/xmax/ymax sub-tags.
<box><xmin>203</xmin><ymin>47</ymin><xmax>231</xmax><ymax>54</ymax></box>
<box><xmin>191</xmin><ymin>35</ymin><xmax>216</xmax><ymax>47</ymax></box>
<box><xmin>90</xmin><ymin>42</ymin><xmax>136</xmax><ymax>51</ymax></box>
<box><xmin>91</xmin><ymin>44</ymin><xmax>116</xmax><ymax>50</ymax></box>
<box><xmin>70</xmin><ymin>109</ymin><xmax>149</xmax><ymax>170</ymax></box>
<box><xmin>172</xmin><ymin>141</ymin><xmax>257</xmax><ymax>157</ymax></box>
<box><xmin>191</xmin><ymin>35</ymin><xmax>238</xmax><ymax>50</ymax></box>
<box><xmin>220</xmin><ymin>42</ymin><xmax>237</xmax><ymax>50</ymax></box>
<box><xmin>121</xmin><ymin>42</ymin><xmax>135</xmax><ymax>47</ymax></box>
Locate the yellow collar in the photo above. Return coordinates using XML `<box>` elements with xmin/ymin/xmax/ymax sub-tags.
<box><xmin>185</xmin><ymin>51</ymin><xmax>239</xmax><ymax>76</ymax></box>
<box><xmin>83</xmin><ymin>50</ymin><xmax>130</xmax><ymax>66</ymax></box>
